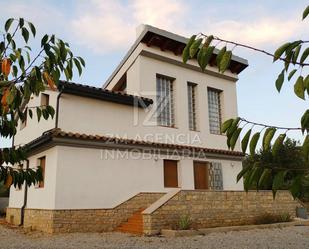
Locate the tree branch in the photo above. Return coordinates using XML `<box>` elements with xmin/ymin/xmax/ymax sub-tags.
<box><xmin>200</xmin><ymin>34</ymin><xmax>309</xmax><ymax>67</ymax></box>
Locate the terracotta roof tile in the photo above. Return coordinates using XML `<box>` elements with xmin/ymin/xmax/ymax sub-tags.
<box><xmin>37</xmin><ymin>128</ymin><xmax>243</xmax><ymax>157</ymax></box>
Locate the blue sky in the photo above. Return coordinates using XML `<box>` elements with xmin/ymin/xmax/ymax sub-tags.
<box><xmin>1</xmin><ymin>0</ymin><xmax>308</xmax><ymax>148</ymax></box>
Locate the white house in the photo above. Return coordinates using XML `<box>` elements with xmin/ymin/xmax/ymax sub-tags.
<box><xmin>6</xmin><ymin>25</ymin><xmax>250</xmax><ymax>233</ymax></box>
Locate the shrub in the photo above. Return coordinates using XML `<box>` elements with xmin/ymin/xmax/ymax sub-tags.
<box><xmin>255</xmin><ymin>213</ymin><xmax>291</xmax><ymax>224</ymax></box>
<box><xmin>177</xmin><ymin>215</ymin><xmax>191</xmax><ymax>230</ymax></box>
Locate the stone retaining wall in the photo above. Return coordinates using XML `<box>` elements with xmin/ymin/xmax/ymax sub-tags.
<box><xmin>143</xmin><ymin>190</ymin><xmax>301</xmax><ymax>235</ymax></box>
<box><xmin>6</xmin><ymin>192</ymin><xmax>163</xmax><ymax>233</ymax></box>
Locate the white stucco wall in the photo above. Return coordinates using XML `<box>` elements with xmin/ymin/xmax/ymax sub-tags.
<box><xmin>14</xmin><ymin>90</ymin><xmax>58</xmax><ymax>146</ymax></box>
<box><xmin>8</xmin><ymin>147</ymin><xmax>58</xmax><ymax>209</ymax></box>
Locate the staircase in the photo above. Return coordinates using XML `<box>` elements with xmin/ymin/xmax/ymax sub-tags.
<box><xmin>116</xmin><ymin>209</ymin><xmax>144</xmax><ymax>235</ymax></box>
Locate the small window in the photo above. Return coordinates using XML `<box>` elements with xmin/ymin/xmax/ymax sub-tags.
<box><xmin>38</xmin><ymin>156</ymin><xmax>46</xmax><ymax>188</ymax></box>
<box><xmin>156</xmin><ymin>75</ymin><xmax>175</xmax><ymax>127</ymax></box>
<box><xmin>163</xmin><ymin>160</ymin><xmax>178</xmax><ymax>187</ymax></box>
<box><xmin>41</xmin><ymin>93</ymin><xmax>49</xmax><ymax>107</ymax></box>
<box><xmin>208</xmin><ymin>88</ymin><xmax>222</xmax><ymax>134</ymax></box>
<box><xmin>187</xmin><ymin>83</ymin><xmax>197</xmax><ymax>130</ymax></box>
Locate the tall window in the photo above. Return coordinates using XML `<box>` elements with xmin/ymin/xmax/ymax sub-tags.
<box><xmin>208</xmin><ymin>88</ymin><xmax>222</xmax><ymax>134</ymax></box>
<box><xmin>38</xmin><ymin>156</ymin><xmax>46</xmax><ymax>188</ymax></box>
<box><xmin>156</xmin><ymin>75</ymin><xmax>175</xmax><ymax>127</ymax></box>
<box><xmin>187</xmin><ymin>83</ymin><xmax>197</xmax><ymax>130</ymax></box>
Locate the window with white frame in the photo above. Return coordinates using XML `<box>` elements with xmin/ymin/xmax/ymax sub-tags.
<box><xmin>156</xmin><ymin>75</ymin><xmax>175</xmax><ymax>127</ymax></box>
<box><xmin>208</xmin><ymin>88</ymin><xmax>222</xmax><ymax>134</ymax></box>
<box><xmin>187</xmin><ymin>82</ymin><xmax>197</xmax><ymax>130</ymax></box>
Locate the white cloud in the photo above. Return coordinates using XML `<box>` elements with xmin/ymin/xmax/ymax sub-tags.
<box><xmin>201</xmin><ymin>18</ymin><xmax>306</xmax><ymax>47</ymax></box>
<box><xmin>71</xmin><ymin>0</ymin><xmax>307</xmax><ymax>54</ymax></box>
<box><xmin>71</xmin><ymin>0</ymin><xmax>188</xmax><ymax>54</ymax></box>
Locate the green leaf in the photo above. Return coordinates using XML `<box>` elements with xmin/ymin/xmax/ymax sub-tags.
<box><xmin>303</xmin><ymin>5</ymin><xmax>309</xmax><ymax>20</ymax></box>
<box><xmin>263</xmin><ymin>128</ymin><xmax>276</xmax><ymax>151</ymax></box>
<box><xmin>305</xmin><ymin>75</ymin><xmax>309</xmax><ymax>95</ymax></box>
<box><xmin>272</xmin><ymin>134</ymin><xmax>286</xmax><ymax>157</ymax></box>
<box><xmin>294</xmin><ymin>76</ymin><xmax>305</xmax><ymax>100</ymax></box>
<box><xmin>5</xmin><ymin>18</ymin><xmax>14</xmax><ymax>32</ymax></box>
<box><xmin>36</xmin><ymin>108</ymin><xmax>42</xmax><ymax>122</ymax></box>
<box><xmin>19</xmin><ymin>18</ymin><xmax>24</xmax><ymax>28</ymax></box>
<box><xmin>300</xmin><ymin>47</ymin><xmax>309</xmax><ymax>64</ymax></box>
<box><xmin>303</xmin><ymin>135</ymin><xmax>309</xmax><ymax>161</ymax></box>
<box><xmin>28</xmin><ymin>109</ymin><xmax>33</xmax><ymax>119</ymax></box>
<box><xmin>273</xmin><ymin>42</ymin><xmax>290</xmax><ymax>62</ymax></box>
<box><xmin>221</xmin><ymin>118</ymin><xmax>233</xmax><ymax>133</ymax></box>
<box><xmin>189</xmin><ymin>38</ymin><xmax>203</xmax><ymax>58</ymax></box>
<box><xmin>301</xmin><ymin>110</ymin><xmax>309</xmax><ymax>133</ymax></box>
<box><xmin>226</xmin><ymin>117</ymin><xmax>240</xmax><ymax>137</ymax></box>
<box><xmin>219</xmin><ymin>50</ymin><xmax>232</xmax><ymax>73</ymax></box>
<box><xmin>249</xmin><ymin>132</ymin><xmax>260</xmax><ymax>155</ymax></box>
<box><xmin>292</xmin><ymin>45</ymin><xmax>301</xmax><ymax>64</ymax></box>
<box><xmin>28</xmin><ymin>22</ymin><xmax>36</xmax><ymax>37</ymax></box>
<box><xmin>216</xmin><ymin>46</ymin><xmax>226</xmax><ymax>70</ymax></box>
<box><xmin>203</xmin><ymin>35</ymin><xmax>214</xmax><ymax>48</ymax></box>
<box><xmin>197</xmin><ymin>46</ymin><xmax>215</xmax><ymax>71</ymax></box>
<box><xmin>183</xmin><ymin>36</ymin><xmax>197</xmax><ymax>63</ymax></box>
<box><xmin>73</xmin><ymin>58</ymin><xmax>82</xmax><ymax>76</ymax></box>
<box><xmin>41</xmin><ymin>35</ymin><xmax>49</xmax><ymax>47</ymax></box>
<box><xmin>21</xmin><ymin>27</ymin><xmax>29</xmax><ymax>43</ymax></box>
<box><xmin>272</xmin><ymin>170</ymin><xmax>288</xmax><ymax>196</ymax></box>
<box><xmin>258</xmin><ymin>169</ymin><xmax>272</xmax><ymax>188</ymax></box>
<box><xmin>288</xmin><ymin>69</ymin><xmax>297</xmax><ymax>81</ymax></box>
<box><xmin>230</xmin><ymin>127</ymin><xmax>242</xmax><ymax>150</ymax></box>
<box><xmin>275</xmin><ymin>70</ymin><xmax>285</xmax><ymax>92</ymax></box>
<box><xmin>46</xmin><ymin>105</ymin><xmax>55</xmax><ymax>119</ymax></box>
<box><xmin>77</xmin><ymin>56</ymin><xmax>85</xmax><ymax>67</ymax></box>
<box><xmin>241</xmin><ymin>129</ymin><xmax>252</xmax><ymax>153</ymax></box>
<box><xmin>237</xmin><ymin>164</ymin><xmax>252</xmax><ymax>183</ymax></box>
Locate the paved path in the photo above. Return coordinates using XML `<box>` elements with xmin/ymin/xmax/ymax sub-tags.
<box><xmin>0</xmin><ymin>224</ymin><xmax>309</xmax><ymax>249</ymax></box>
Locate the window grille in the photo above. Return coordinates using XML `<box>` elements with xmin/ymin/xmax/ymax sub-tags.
<box><xmin>187</xmin><ymin>83</ymin><xmax>197</xmax><ymax>130</ymax></box>
<box><xmin>156</xmin><ymin>75</ymin><xmax>175</xmax><ymax>127</ymax></box>
<box><xmin>208</xmin><ymin>88</ymin><xmax>222</xmax><ymax>134</ymax></box>
<box><xmin>208</xmin><ymin>162</ymin><xmax>223</xmax><ymax>190</ymax></box>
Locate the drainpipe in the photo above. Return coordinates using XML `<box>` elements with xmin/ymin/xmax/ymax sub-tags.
<box><xmin>55</xmin><ymin>86</ymin><xmax>64</xmax><ymax>129</ymax></box>
<box><xmin>20</xmin><ymin>159</ymin><xmax>29</xmax><ymax>226</ymax></box>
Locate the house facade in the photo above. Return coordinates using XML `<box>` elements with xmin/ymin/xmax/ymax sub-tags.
<box><xmin>6</xmin><ymin>25</ymin><xmax>256</xmax><ymax>233</ymax></box>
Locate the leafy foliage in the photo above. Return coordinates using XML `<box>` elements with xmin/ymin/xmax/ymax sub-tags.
<box><xmin>0</xmin><ymin>18</ymin><xmax>85</xmax><ymax>189</ymax></box>
<box><xmin>182</xmin><ymin>6</ymin><xmax>309</xmax><ymax>198</ymax></box>
<box><xmin>242</xmin><ymin>139</ymin><xmax>309</xmax><ymax>199</ymax></box>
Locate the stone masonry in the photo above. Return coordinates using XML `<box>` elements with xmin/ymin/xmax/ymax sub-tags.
<box><xmin>6</xmin><ymin>192</ymin><xmax>163</xmax><ymax>233</ymax></box>
<box><xmin>143</xmin><ymin>190</ymin><xmax>301</xmax><ymax>235</ymax></box>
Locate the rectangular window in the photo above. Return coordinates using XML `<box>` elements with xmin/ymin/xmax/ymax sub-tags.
<box><xmin>163</xmin><ymin>160</ymin><xmax>178</xmax><ymax>187</ymax></box>
<box><xmin>208</xmin><ymin>88</ymin><xmax>222</xmax><ymax>134</ymax></box>
<box><xmin>38</xmin><ymin>156</ymin><xmax>46</xmax><ymax>188</ymax></box>
<box><xmin>156</xmin><ymin>75</ymin><xmax>175</xmax><ymax>127</ymax></box>
<box><xmin>41</xmin><ymin>93</ymin><xmax>49</xmax><ymax>107</ymax></box>
<box><xmin>208</xmin><ymin>162</ymin><xmax>223</xmax><ymax>190</ymax></box>
<box><xmin>187</xmin><ymin>83</ymin><xmax>197</xmax><ymax>130</ymax></box>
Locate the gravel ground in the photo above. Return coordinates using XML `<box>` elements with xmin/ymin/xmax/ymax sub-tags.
<box><xmin>0</xmin><ymin>224</ymin><xmax>309</xmax><ymax>249</ymax></box>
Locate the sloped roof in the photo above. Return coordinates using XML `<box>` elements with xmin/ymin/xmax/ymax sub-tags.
<box><xmin>26</xmin><ymin>128</ymin><xmax>244</xmax><ymax>158</ymax></box>
<box><xmin>59</xmin><ymin>81</ymin><xmax>153</xmax><ymax>108</ymax></box>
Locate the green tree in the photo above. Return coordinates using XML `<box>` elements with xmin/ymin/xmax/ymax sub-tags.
<box><xmin>242</xmin><ymin>139</ymin><xmax>309</xmax><ymax>198</ymax></box>
<box><xmin>0</xmin><ymin>18</ymin><xmax>85</xmax><ymax>189</ymax></box>
<box><xmin>183</xmin><ymin>6</ymin><xmax>309</xmax><ymax>198</ymax></box>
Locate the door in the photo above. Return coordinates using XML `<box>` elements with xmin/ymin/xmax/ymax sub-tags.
<box><xmin>194</xmin><ymin>161</ymin><xmax>209</xmax><ymax>189</ymax></box>
<box><xmin>164</xmin><ymin>160</ymin><xmax>178</xmax><ymax>187</ymax></box>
